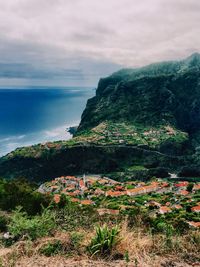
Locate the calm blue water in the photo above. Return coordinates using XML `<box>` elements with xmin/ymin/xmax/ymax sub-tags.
<box><xmin>0</xmin><ymin>87</ymin><xmax>94</xmax><ymax>156</ymax></box>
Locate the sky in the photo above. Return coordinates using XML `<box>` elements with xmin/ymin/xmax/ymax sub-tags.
<box><xmin>0</xmin><ymin>0</ymin><xmax>199</xmax><ymax>87</ymax></box>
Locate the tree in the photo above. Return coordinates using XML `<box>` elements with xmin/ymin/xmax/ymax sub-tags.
<box><xmin>187</xmin><ymin>182</ymin><xmax>194</xmax><ymax>192</ymax></box>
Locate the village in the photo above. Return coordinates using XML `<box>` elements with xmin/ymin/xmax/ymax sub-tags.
<box><xmin>38</xmin><ymin>174</ymin><xmax>200</xmax><ymax>229</ymax></box>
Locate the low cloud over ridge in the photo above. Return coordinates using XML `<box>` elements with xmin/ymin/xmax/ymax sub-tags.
<box><xmin>0</xmin><ymin>0</ymin><xmax>199</xmax><ymax>86</ymax></box>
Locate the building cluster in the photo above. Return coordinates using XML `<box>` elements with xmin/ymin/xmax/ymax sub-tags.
<box><xmin>38</xmin><ymin>175</ymin><xmax>200</xmax><ymax>228</ymax></box>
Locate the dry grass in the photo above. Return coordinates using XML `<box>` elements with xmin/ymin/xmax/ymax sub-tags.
<box><xmin>0</xmin><ymin>224</ymin><xmax>199</xmax><ymax>267</ymax></box>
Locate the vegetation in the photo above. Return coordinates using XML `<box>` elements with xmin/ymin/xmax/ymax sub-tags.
<box><xmin>8</xmin><ymin>207</ymin><xmax>56</xmax><ymax>240</ymax></box>
<box><xmin>39</xmin><ymin>240</ymin><xmax>63</xmax><ymax>257</ymax></box>
<box><xmin>87</xmin><ymin>225</ymin><xmax>120</xmax><ymax>257</ymax></box>
<box><xmin>0</xmin><ymin>177</ymin><xmax>198</xmax><ymax>266</ymax></box>
<box><xmin>0</xmin><ymin>54</ymin><xmax>200</xmax><ymax>265</ymax></box>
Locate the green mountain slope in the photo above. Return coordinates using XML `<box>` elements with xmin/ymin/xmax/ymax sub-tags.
<box><xmin>78</xmin><ymin>53</ymin><xmax>200</xmax><ymax>134</ymax></box>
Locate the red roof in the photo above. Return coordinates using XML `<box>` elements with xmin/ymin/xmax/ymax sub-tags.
<box><xmin>65</xmin><ymin>190</ymin><xmax>80</xmax><ymax>196</ymax></box>
<box><xmin>191</xmin><ymin>205</ymin><xmax>200</xmax><ymax>212</ymax></box>
<box><xmin>53</xmin><ymin>194</ymin><xmax>61</xmax><ymax>204</ymax></box>
<box><xmin>80</xmin><ymin>199</ymin><xmax>93</xmax><ymax>205</ymax></box>
<box><xmin>161</xmin><ymin>182</ymin><xmax>169</xmax><ymax>187</ymax></box>
<box><xmin>179</xmin><ymin>190</ymin><xmax>189</xmax><ymax>196</ymax></box>
<box><xmin>106</xmin><ymin>190</ymin><xmax>126</xmax><ymax>197</ymax></box>
<box><xmin>159</xmin><ymin>206</ymin><xmax>171</xmax><ymax>214</ymax></box>
<box><xmin>175</xmin><ymin>182</ymin><xmax>188</xmax><ymax>187</ymax></box>
<box><xmin>173</xmin><ymin>204</ymin><xmax>182</xmax><ymax>209</ymax></box>
<box><xmin>187</xmin><ymin>221</ymin><xmax>200</xmax><ymax>228</ymax></box>
<box><xmin>79</xmin><ymin>180</ymin><xmax>85</xmax><ymax>187</ymax></box>
<box><xmin>194</xmin><ymin>184</ymin><xmax>200</xmax><ymax>190</ymax></box>
<box><xmin>115</xmin><ymin>185</ymin><xmax>124</xmax><ymax>191</ymax></box>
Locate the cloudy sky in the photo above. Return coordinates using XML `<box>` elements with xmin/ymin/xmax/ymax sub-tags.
<box><xmin>0</xmin><ymin>0</ymin><xmax>199</xmax><ymax>87</ymax></box>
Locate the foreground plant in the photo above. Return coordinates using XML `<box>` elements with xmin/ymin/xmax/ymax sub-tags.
<box><xmin>87</xmin><ymin>225</ymin><xmax>120</xmax><ymax>257</ymax></box>
<box><xmin>8</xmin><ymin>206</ymin><xmax>56</xmax><ymax>241</ymax></box>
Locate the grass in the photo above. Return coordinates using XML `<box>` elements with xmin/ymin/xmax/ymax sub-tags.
<box><xmin>0</xmin><ymin>220</ymin><xmax>199</xmax><ymax>266</ymax></box>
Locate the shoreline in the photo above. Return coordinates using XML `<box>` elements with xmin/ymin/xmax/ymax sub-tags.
<box><xmin>0</xmin><ymin>122</ymin><xmax>79</xmax><ymax>157</ymax></box>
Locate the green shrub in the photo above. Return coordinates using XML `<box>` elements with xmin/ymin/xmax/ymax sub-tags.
<box><xmin>69</xmin><ymin>232</ymin><xmax>84</xmax><ymax>250</ymax></box>
<box><xmin>0</xmin><ymin>215</ymin><xmax>8</xmax><ymax>232</ymax></box>
<box><xmin>87</xmin><ymin>225</ymin><xmax>120</xmax><ymax>257</ymax></box>
<box><xmin>39</xmin><ymin>240</ymin><xmax>63</xmax><ymax>256</ymax></box>
<box><xmin>8</xmin><ymin>207</ymin><xmax>56</xmax><ymax>240</ymax></box>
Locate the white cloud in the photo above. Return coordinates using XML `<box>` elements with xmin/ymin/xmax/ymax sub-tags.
<box><xmin>0</xmin><ymin>0</ymin><xmax>199</xmax><ymax>86</ymax></box>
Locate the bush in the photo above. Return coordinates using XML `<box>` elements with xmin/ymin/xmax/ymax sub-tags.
<box><xmin>8</xmin><ymin>207</ymin><xmax>56</xmax><ymax>240</ymax></box>
<box><xmin>87</xmin><ymin>225</ymin><xmax>120</xmax><ymax>257</ymax></box>
<box><xmin>39</xmin><ymin>240</ymin><xmax>63</xmax><ymax>256</ymax></box>
<box><xmin>0</xmin><ymin>178</ymin><xmax>52</xmax><ymax>215</ymax></box>
<box><xmin>55</xmin><ymin>202</ymin><xmax>98</xmax><ymax>231</ymax></box>
<box><xmin>0</xmin><ymin>215</ymin><xmax>8</xmax><ymax>232</ymax></box>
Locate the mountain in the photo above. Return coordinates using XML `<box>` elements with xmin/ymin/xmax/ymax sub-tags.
<box><xmin>1</xmin><ymin>53</ymin><xmax>200</xmax><ymax>181</ymax></box>
<box><xmin>78</xmin><ymin>53</ymin><xmax>200</xmax><ymax>133</ymax></box>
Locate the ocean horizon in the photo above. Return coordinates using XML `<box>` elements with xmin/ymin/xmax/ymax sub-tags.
<box><xmin>0</xmin><ymin>86</ymin><xmax>94</xmax><ymax>156</ymax></box>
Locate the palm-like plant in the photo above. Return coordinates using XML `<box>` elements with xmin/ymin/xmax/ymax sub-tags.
<box><xmin>88</xmin><ymin>225</ymin><xmax>120</xmax><ymax>257</ymax></box>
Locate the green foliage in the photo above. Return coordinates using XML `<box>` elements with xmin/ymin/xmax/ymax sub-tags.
<box><xmin>39</xmin><ymin>240</ymin><xmax>63</xmax><ymax>257</ymax></box>
<box><xmin>87</xmin><ymin>225</ymin><xmax>120</xmax><ymax>257</ymax></box>
<box><xmin>8</xmin><ymin>207</ymin><xmax>56</xmax><ymax>240</ymax></box>
<box><xmin>0</xmin><ymin>178</ymin><xmax>52</xmax><ymax>215</ymax></box>
<box><xmin>124</xmin><ymin>250</ymin><xmax>130</xmax><ymax>263</ymax></box>
<box><xmin>187</xmin><ymin>182</ymin><xmax>194</xmax><ymax>192</ymax></box>
<box><xmin>55</xmin><ymin>202</ymin><xmax>98</xmax><ymax>231</ymax></box>
<box><xmin>69</xmin><ymin>232</ymin><xmax>84</xmax><ymax>250</ymax></box>
<box><xmin>0</xmin><ymin>215</ymin><xmax>8</xmax><ymax>232</ymax></box>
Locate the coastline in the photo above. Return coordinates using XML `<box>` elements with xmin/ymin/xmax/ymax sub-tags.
<box><xmin>0</xmin><ymin>122</ymin><xmax>79</xmax><ymax>157</ymax></box>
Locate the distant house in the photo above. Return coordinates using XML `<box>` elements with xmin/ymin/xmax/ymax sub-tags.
<box><xmin>175</xmin><ymin>182</ymin><xmax>188</xmax><ymax>188</ymax></box>
<box><xmin>115</xmin><ymin>185</ymin><xmax>124</xmax><ymax>191</ymax></box>
<box><xmin>187</xmin><ymin>221</ymin><xmax>200</xmax><ymax>228</ymax></box>
<box><xmin>159</xmin><ymin>206</ymin><xmax>171</xmax><ymax>214</ymax></box>
<box><xmin>65</xmin><ymin>190</ymin><xmax>81</xmax><ymax>197</ymax></box>
<box><xmin>80</xmin><ymin>199</ymin><xmax>94</xmax><ymax>205</ymax></box>
<box><xmin>172</xmin><ymin>204</ymin><xmax>182</xmax><ymax>210</ymax></box>
<box><xmin>50</xmin><ymin>185</ymin><xmax>59</xmax><ymax>193</ymax></box>
<box><xmin>161</xmin><ymin>182</ymin><xmax>169</xmax><ymax>188</ymax></box>
<box><xmin>193</xmin><ymin>184</ymin><xmax>200</xmax><ymax>191</ymax></box>
<box><xmin>178</xmin><ymin>190</ymin><xmax>189</xmax><ymax>196</ymax></box>
<box><xmin>53</xmin><ymin>194</ymin><xmax>61</xmax><ymax>204</ymax></box>
<box><xmin>94</xmin><ymin>188</ymin><xmax>105</xmax><ymax>196</ymax></box>
<box><xmin>105</xmin><ymin>190</ymin><xmax>126</xmax><ymax>197</ymax></box>
<box><xmin>191</xmin><ymin>205</ymin><xmax>200</xmax><ymax>213</ymax></box>
<box><xmin>127</xmin><ymin>183</ymin><xmax>159</xmax><ymax>196</ymax></box>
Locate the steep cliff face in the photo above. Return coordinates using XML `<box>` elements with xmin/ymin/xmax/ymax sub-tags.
<box><xmin>78</xmin><ymin>53</ymin><xmax>200</xmax><ymax>137</ymax></box>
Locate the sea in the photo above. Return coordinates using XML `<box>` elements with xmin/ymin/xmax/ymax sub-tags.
<box><xmin>0</xmin><ymin>87</ymin><xmax>94</xmax><ymax>157</ymax></box>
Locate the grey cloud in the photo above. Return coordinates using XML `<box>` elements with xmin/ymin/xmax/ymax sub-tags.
<box><xmin>0</xmin><ymin>0</ymin><xmax>199</xmax><ymax>86</ymax></box>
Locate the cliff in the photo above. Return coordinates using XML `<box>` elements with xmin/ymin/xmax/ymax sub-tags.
<box><xmin>78</xmin><ymin>53</ymin><xmax>200</xmax><ymax>135</ymax></box>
